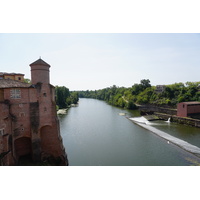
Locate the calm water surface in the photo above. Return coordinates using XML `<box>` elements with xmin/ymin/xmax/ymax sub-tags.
<box><xmin>59</xmin><ymin>98</ymin><xmax>200</xmax><ymax>166</ymax></box>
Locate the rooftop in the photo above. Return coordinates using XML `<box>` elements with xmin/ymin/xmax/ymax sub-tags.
<box><xmin>0</xmin><ymin>79</ymin><xmax>31</xmax><ymax>88</ymax></box>
<box><xmin>0</xmin><ymin>72</ymin><xmax>24</xmax><ymax>76</ymax></box>
<box><xmin>30</xmin><ymin>58</ymin><xmax>51</xmax><ymax>67</ymax></box>
<box><xmin>181</xmin><ymin>101</ymin><xmax>200</xmax><ymax>105</ymax></box>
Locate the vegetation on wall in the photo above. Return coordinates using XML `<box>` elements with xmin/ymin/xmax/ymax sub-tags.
<box><xmin>78</xmin><ymin>80</ymin><xmax>200</xmax><ymax>110</ymax></box>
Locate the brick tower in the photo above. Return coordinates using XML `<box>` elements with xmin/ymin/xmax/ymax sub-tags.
<box><xmin>30</xmin><ymin>58</ymin><xmax>50</xmax><ymax>84</ymax></box>
<box><xmin>29</xmin><ymin>58</ymin><xmax>68</xmax><ymax>165</ymax></box>
<box><xmin>0</xmin><ymin>58</ymin><xmax>68</xmax><ymax>165</ymax></box>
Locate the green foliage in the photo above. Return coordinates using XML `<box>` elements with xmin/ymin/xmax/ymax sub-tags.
<box><xmin>77</xmin><ymin>80</ymin><xmax>200</xmax><ymax>110</ymax></box>
<box><xmin>70</xmin><ymin>92</ymin><xmax>79</xmax><ymax>104</ymax></box>
<box><xmin>55</xmin><ymin>86</ymin><xmax>70</xmax><ymax>108</ymax></box>
<box><xmin>24</xmin><ymin>78</ymin><xmax>31</xmax><ymax>83</ymax></box>
<box><xmin>56</xmin><ymin>105</ymin><xmax>59</xmax><ymax>111</ymax></box>
<box><xmin>55</xmin><ymin>87</ymin><xmax>79</xmax><ymax>109</ymax></box>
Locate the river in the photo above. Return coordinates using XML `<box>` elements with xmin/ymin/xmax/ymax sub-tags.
<box><xmin>58</xmin><ymin>98</ymin><xmax>200</xmax><ymax>166</ymax></box>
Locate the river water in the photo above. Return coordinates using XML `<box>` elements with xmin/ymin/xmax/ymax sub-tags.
<box><xmin>58</xmin><ymin>98</ymin><xmax>200</xmax><ymax>166</ymax></box>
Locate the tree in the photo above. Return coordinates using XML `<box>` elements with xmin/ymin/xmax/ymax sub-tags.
<box><xmin>24</xmin><ymin>78</ymin><xmax>31</xmax><ymax>83</ymax></box>
<box><xmin>140</xmin><ymin>79</ymin><xmax>151</xmax><ymax>89</ymax></box>
<box><xmin>55</xmin><ymin>86</ymin><xmax>70</xmax><ymax>108</ymax></box>
<box><xmin>70</xmin><ymin>92</ymin><xmax>79</xmax><ymax>104</ymax></box>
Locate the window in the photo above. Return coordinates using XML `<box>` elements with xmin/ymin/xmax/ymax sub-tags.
<box><xmin>10</xmin><ymin>89</ymin><xmax>21</xmax><ymax>99</ymax></box>
<box><xmin>19</xmin><ymin>112</ymin><xmax>25</xmax><ymax>117</ymax></box>
<box><xmin>0</xmin><ymin>129</ymin><xmax>4</xmax><ymax>135</ymax></box>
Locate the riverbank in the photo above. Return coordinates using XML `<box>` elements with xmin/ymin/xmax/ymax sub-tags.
<box><xmin>154</xmin><ymin>112</ymin><xmax>200</xmax><ymax>128</ymax></box>
<box><xmin>57</xmin><ymin>103</ymin><xmax>78</xmax><ymax>115</ymax></box>
<box><xmin>57</xmin><ymin>108</ymin><xmax>68</xmax><ymax>115</ymax></box>
<box><xmin>129</xmin><ymin>117</ymin><xmax>200</xmax><ymax>158</ymax></box>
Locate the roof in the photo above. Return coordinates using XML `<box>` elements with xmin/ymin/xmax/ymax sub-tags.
<box><xmin>0</xmin><ymin>79</ymin><xmax>31</xmax><ymax>88</ymax></box>
<box><xmin>0</xmin><ymin>72</ymin><xmax>24</xmax><ymax>76</ymax></box>
<box><xmin>30</xmin><ymin>58</ymin><xmax>51</xmax><ymax>67</ymax></box>
<box><xmin>181</xmin><ymin>101</ymin><xmax>200</xmax><ymax>105</ymax></box>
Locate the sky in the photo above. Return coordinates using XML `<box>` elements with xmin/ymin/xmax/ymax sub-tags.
<box><xmin>1</xmin><ymin>33</ymin><xmax>200</xmax><ymax>91</ymax></box>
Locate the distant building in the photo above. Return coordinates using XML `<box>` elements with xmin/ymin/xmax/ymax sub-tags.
<box><xmin>155</xmin><ymin>85</ymin><xmax>166</xmax><ymax>93</ymax></box>
<box><xmin>177</xmin><ymin>102</ymin><xmax>200</xmax><ymax>118</ymax></box>
<box><xmin>0</xmin><ymin>72</ymin><xmax>24</xmax><ymax>82</ymax></box>
<box><xmin>0</xmin><ymin>58</ymin><xmax>67</xmax><ymax>165</ymax></box>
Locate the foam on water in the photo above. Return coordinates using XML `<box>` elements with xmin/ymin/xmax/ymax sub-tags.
<box><xmin>130</xmin><ymin>117</ymin><xmax>200</xmax><ymax>155</ymax></box>
<box><xmin>130</xmin><ymin>116</ymin><xmax>151</xmax><ymax>125</ymax></box>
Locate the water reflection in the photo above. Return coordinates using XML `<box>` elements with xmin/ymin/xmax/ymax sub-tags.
<box><xmin>59</xmin><ymin>98</ymin><xmax>200</xmax><ymax>166</ymax></box>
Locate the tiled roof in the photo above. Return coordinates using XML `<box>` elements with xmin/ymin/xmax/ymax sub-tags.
<box><xmin>0</xmin><ymin>72</ymin><xmax>24</xmax><ymax>76</ymax></box>
<box><xmin>0</xmin><ymin>79</ymin><xmax>31</xmax><ymax>88</ymax></box>
<box><xmin>30</xmin><ymin>58</ymin><xmax>50</xmax><ymax>67</ymax></box>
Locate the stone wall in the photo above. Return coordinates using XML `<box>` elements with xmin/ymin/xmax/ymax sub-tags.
<box><xmin>155</xmin><ymin>112</ymin><xmax>200</xmax><ymax>128</ymax></box>
<box><xmin>139</xmin><ymin>104</ymin><xmax>177</xmax><ymax>115</ymax></box>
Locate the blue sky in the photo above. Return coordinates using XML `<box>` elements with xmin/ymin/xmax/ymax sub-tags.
<box><xmin>1</xmin><ymin>33</ymin><xmax>200</xmax><ymax>90</ymax></box>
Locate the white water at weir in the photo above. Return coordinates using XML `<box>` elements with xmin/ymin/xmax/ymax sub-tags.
<box><xmin>129</xmin><ymin>117</ymin><xmax>200</xmax><ymax>156</ymax></box>
<box><xmin>167</xmin><ymin>117</ymin><xmax>171</xmax><ymax>123</ymax></box>
<box><xmin>130</xmin><ymin>116</ymin><xmax>149</xmax><ymax>124</ymax></box>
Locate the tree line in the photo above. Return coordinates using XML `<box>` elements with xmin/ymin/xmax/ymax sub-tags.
<box><xmin>55</xmin><ymin>86</ymin><xmax>79</xmax><ymax>109</ymax></box>
<box><xmin>78</xmin><ymin>79</ymin><xmax>200</xmax><ymax>109</ymax></box>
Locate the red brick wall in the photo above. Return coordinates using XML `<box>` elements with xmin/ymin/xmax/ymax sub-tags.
<box><xmin>177</xmin><ymin>102</ymin><xmax>187</xmax><ymax>117</ymax></box>
<box><xmin>31</xmin><ymin>65</ymin><xmax>50</xmax><ymax>84</ymax></box>
<box><xmin>0</xmin><ymin>60</ymin><xmax>67</xmax><ymax>165</ymax></box>
<box><xmin>177</xmin><ymin>102</ymin><xmax>200</xmax><ymax>117</ymax></box>
<box><xmin>187</xmin><ymin>104</ymin><xmax>200</xmax><ymax>114</ymax></box>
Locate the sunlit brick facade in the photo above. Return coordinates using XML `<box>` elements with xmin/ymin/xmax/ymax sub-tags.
<box><xmin>0</xmin><ymin>58</ymin><xmax>67</xmax><ymax>165</ymax></box>
<box><xmin>177</xmin><ymin>102</ymin><xmax>200</xmax><ymax>118</ymax></box>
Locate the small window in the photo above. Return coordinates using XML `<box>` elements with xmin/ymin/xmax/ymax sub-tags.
<box><xmin>18</xmin><ymin>77</ymin><xmax>21</xmax><ymax>80</ymax></box>
<box><xmin>0</xmin><ymin>129</ymin><xmax>5</xmax><ymax>135</ymax></box>
<box><xmin>10</xmin><ymin>89</ymin><xmax>21</xmax><ymax>99</ymax></box>
<box><xmin>19</xmin><ymin>112</ymin><xmax>25</xmax><ymax>117</ymax></box>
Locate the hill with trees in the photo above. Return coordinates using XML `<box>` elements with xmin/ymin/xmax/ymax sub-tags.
<box><xmin>78</xmin><ymin>79</ymin><xmax>200</xmax><ymax>110</ymax></box>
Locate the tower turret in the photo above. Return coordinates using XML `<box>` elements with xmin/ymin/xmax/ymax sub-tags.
<box><xmin>30</xmin><ymin>58</ymin><xmax>50</xmax><ymax>85</ymax></box>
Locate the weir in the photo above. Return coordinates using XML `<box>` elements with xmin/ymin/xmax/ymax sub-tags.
<box><xmin>129</xmin><ymin>117</ymin><xmax>200</xmax><ymax>157</ymax></box>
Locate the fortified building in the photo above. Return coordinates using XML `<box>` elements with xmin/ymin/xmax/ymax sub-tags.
<box><xmin>0</xmin><ymin>58</ymin><xmax>68</xmax><ymax>165</ymax></box>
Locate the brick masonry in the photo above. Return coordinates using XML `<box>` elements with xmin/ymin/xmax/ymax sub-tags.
<box><xmin>0</xmin><ymin>59</ymin><xmax>68</xmax><ymax>165</ymax></box>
